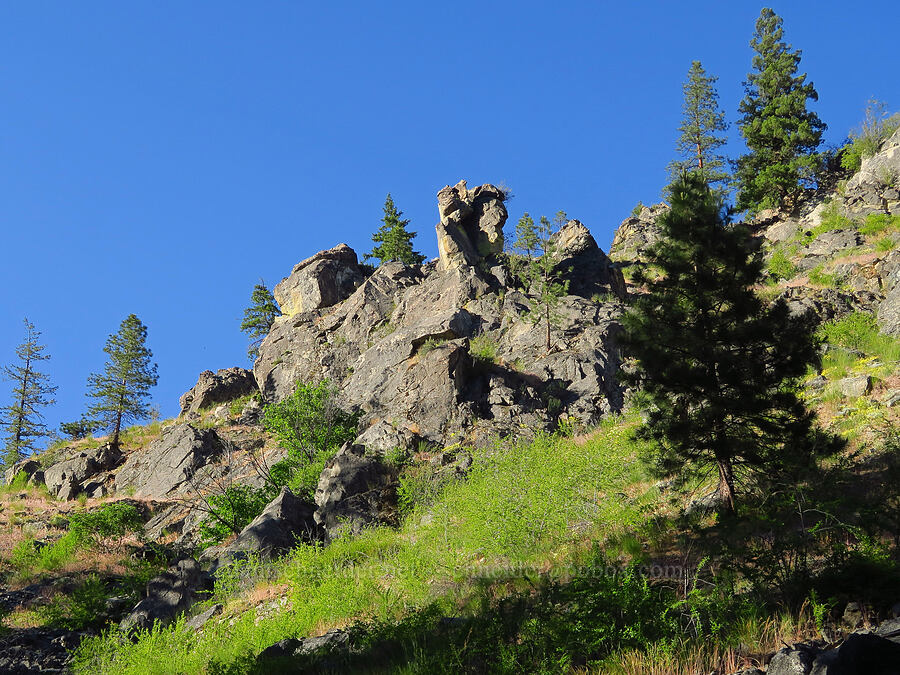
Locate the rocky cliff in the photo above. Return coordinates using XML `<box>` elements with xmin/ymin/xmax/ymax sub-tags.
<box><xmin>254</xmin><ymin>180</ymin><xmax>627</xmax><ymax>451</ymax></box>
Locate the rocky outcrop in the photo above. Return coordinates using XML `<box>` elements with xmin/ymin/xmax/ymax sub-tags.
<box><xmin>43</xmin><ymin>444</ymin><xmax>123</xmax><ymax>501</ymax></box>
<box><xmin>608</xmin><ymin>203</ymin><xmax>668</xmax><ymax>265</ymax></box>
<box><xmin>436</xmin><ymin>181</ymin><xmax>507</xmax><ymax>270</ymax></box>
<box><xmin>843</xmin><ymin>126</ymin><xmax>900</xmax><ymax>215</ymax></box>
<box><xmin>205</xmin><ymin>488</ymin><xmax>317</xmax><ymax>568</ymax></box>
<box><xmin>115</xmin><ymin>424</ymin><xmax>225</xmax><ymax>498</ymax></box>
<box><xmin>179</xmin><ymin>368</ymin><xmax>258</xmax><ymax>417</ymax></box>
<box><xmin>273</xmin><ymin>243</ymin><xmax>364</xmax><ymax>318</ymax></box>
<box><xmin>553</xmin><ymin>219</ymin><xmax>627</xmax><ymax>300</ymax></box>
<box><xmin>314</xmin><ymin>444</ymin><xmax>397</xmax><ymax>541</ymax></box>
<box><xmin>119</xmin><ymin>558</ymin><xmax>211</xmax><ymax>634</ymax></box>
<box><xmin>253</xmin><ymin>180</ymin><xmax>626</xmax><ymax>449</ymax></box>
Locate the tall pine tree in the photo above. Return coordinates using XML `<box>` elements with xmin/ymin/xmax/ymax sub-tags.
<box><xmin>240</xmin><ymin>282</ymin><xmax>280</xmax><ymax>361</ymax></box>
<box><xmin>86</xmin><ymin>314</ymin><xmax>158</xmax><ymax>449</ymax></box>
<box><xmin>735</xmin><ymin>7</ymin><xmax>826</xmax><ymax>213</ymax></box>
<box><xmin>667</xmin><ymin>60</ymin><xmax>729</xmax><ymax>193</ymax></box>
<box><xmin>366</xmin><ymin>194</ymin><xmax>425</xmax><ymax>266</ymax></box>
<box><xmin>1</xmin><ymin>319</ymin><xmax>57</xmax><ymax>466</ymax></box>
<box><xmin>621</xmin><ymin>173</ymin><xmax>827</xmax><ymax>513</ymax></box>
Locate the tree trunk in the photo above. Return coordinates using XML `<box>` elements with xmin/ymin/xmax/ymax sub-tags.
<box><xmin>716</xmin><ymin>458</ymin><xmax>736</xmax><ymax>514</ymax></box>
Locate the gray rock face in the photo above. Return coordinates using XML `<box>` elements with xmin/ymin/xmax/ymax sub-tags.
<box><xmin>553</xmin><ymin>219</ymin><xmax>627</xmax><ymax>300</ymax></box>
<box><xmin>43</xmin><ymin>444</ymin><xmax>123</xmax><ymax>501</ymax></box>
<box><xmin>115</xmin><ymin>424</ymin><xmax>225</xmax><ymax>498</ymax></box>
<box><xmin>179</xmin><ymin>367</ymin><xmax>258</xmax><ymax>417</ymax></box>
<box><xmin>878</xmin><ymin>284</ymin><xmax>900</xmax><ymax>336</ymax></box>
<box><xmin>273</xmin><ymin>243</ymin><xmax>364</xmax><ymax>318</ymax></box>
<box><xmin>254</xmin><ymin>181</ymin><xmax>626</xmax><ymax>450</ymax></box>
<box><xmin>314</xmin><ymin>444</ymin><xmax>397</xmax><ymax>541</ymax></box>
<box><xmin>839</xmin><ymin>375</ymin><xmax>872</xmax><ymax>398</ymax></box>
<box><xmin>436</xmin><ymin>180</ymin><xmax>507</xmax><ymax>270</ymax></box>
<box><xmin>608</xmin><ymin>203</ymin><xmax>668</xmax><ymax>264</ymax></box>
<box><xmin>799</xmin><ymin>230</ymin><xmax>862</xmax><ymax>259</ymax></box>
<box><xmin>208</xmin><ymin>487</ymin><xmax>317</xmax><ymax>567</ymax></box>
<box><xmin>119</xmin><ymin>558</ymin><xmax>210</xmax><ymax>633</ymax></box>
<box><xmin>844</xmin><ymin>126</ymin><xmax>900</xmax><ymax>214</ymax></box>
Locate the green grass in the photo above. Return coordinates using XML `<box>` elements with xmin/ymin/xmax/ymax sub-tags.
<box><xmin>807</xmin><ymin>264</ymin><xmax>839</xmax><ymax>288</ymax></box>
<box><xmin>74</xmin><ymin>416</ymin><xmax>658</xmax><ymax>675</ymax></box>
<box><xmin>468</xmin><ymin>334</ymin><xmax>498</xmax><ymax>366</ymax></box>
<box><xmin>860</xmin><ymin>212</ymin><xmax>900</xmax><ymax>238</ymax></box>
<box><xmin>766</xmin><ymin>248</ymin><xmax>797</xmax><ymax>281</ymax></box>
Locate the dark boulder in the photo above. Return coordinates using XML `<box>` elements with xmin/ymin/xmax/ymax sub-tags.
<box><xmin>119</xmin><ymin>558</ymin><xmax>211</xmax><ymax>634</ymax></box>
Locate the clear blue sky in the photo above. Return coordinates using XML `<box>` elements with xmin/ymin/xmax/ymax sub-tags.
<box><xmin>1</xmin><ymin>2</ymin><xmax>898</xmax><ymax>444</ymax></box>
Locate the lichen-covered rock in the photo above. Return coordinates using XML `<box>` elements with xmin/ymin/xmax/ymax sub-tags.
<box><xmin>273</xmin><ymin>243</ymin><xmax>364</xmax><ymax>318</ymax></box>
<box><xmin>179</xmin><ymin>367</ymin><xmax>258</xmax><ymax>417</ymax></box>
<box><xmin>314</xmin><ymin>443</ymin><xmax>397</xmax><ymax>541</ymax></box>
<box><xmin>114</xmin><ymin>424</ymin><xmax>225</xmax><ymax>498</ymax></box>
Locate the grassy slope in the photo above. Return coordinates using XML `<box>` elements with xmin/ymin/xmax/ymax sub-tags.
<box><xmin>74</xmin><ymin>417</ymin><xmax>660</xmax><ymax>674</ymax></box>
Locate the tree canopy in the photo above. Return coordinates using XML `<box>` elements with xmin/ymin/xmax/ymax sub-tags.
<box><xmin>86</xmin><ymin>314</ymin><xmax>159</xmax><ymax>449</ymax></box>
<box><xmin>366</xmin><ymin>194</ymin><xmax>425</xmax><ymax>266</ymax></box>
<box><xmin>1</xmin><ymin>318</ymin><xmax>57</xmax><ymax>466</ymax></box>
<box><xmin>667</xmin><ymin>60</ymin><xmax>729</xmax><ymax>193</ymax></box>
<box><xmin>620</xmin><ymin>173</ymin><xmax>829</xmax><ymax>512</ymax></box>
<box><xmin>240</xmin><ymin>282</ymin><xmax>280</xmax><ymax>361</ymax></box>
<box><xmin>735</xmin><ymin>7</ymin><xmax>826</xmax><ymax>213</ymax></box>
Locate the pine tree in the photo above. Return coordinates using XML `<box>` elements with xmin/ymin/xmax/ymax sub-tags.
<box><xmin>86</xmin><ymin>314</ymin><xmax>158</xmax><ymax>449</ymax></box>
<box><xmin>735</xmin><ymin>7</ymin><xmax>826</xmax><ymax>213</ymax></box>
<box><xmin>366</xmin><ymin>194</ymin><xmax>425</xmax><ymax>266</ymax></box>
<box><xmin>1</xmin><ymin>319</ymin><xmax>57</xmax><ymax>466</ymax></box>
<box><xmin>512</xmin><ymin>211</ymin><xmax>570</xmax><ymax>353</ymax></box>
<box><xmin>667</xmin><ymin>60</ymin><xmax>729</xmax><ymax>193</ymax></box>
<box><xmin>620</xmin><ymin>173</ymin><xmax>827</xmax><ymax>513</ymax></box>
<box><xmin>240</xmin><ymin>282</ymin><xmax>280</xmax><ymax>361</ymax></box>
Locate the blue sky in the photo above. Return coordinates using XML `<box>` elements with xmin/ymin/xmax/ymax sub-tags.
<box><xmin>1</xmin><ymin>1</ymin><xmax>898</xmax><ymax>442</ymax></box>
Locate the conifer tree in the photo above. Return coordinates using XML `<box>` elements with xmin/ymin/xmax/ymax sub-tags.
<box><xmin>1</xmin><ymin>319</ymin><xmax>57</xmax><ymax>466</ymax></box>
<box><xmin>366</xmin><ymin>194</ymin><xmax>425</xmax><ymax>266</ymax></box>
<box><xmin>667</xmin><ymin>60</ymin><xmax>729</xmax><ymax>193</ymax></box>
<box><xmin>86</xmin><ymin>314</ymin><xmax>158</xmax><ymax>449</ymax></box>
<box><xmin>240</xmin><ymin>282</ymin><xmax>280</xmax><ymax>361</ymax></box>
<box><xmin>735</xmin><ymin>7</ymin><xmax>826</xmax><ymax>213</ymax></box>
<box><xmin>620</xmin><ymin>174</ymin><xmax>826</xmax><ymax>513</ymax></box>
<box><xmin>512</xmin><ymin>211</ymin><xmax>570</xmax><ymax>353</ymax></box>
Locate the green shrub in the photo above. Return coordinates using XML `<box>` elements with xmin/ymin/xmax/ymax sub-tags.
<box><xmin>876</xmin><ymin>236</ymin><xmax>896</xmax><ymax>253</ymax></box>
<box><xmin>417</xmin><ymin>337</ymin><xmax>446</xmax><ymax>357</ymax></box>
<box><xmin>809</xmin><ymin>201</ymin><xmax>855</xmax><ymax>238</ymax></box>
<box><xmin>469</xmin><ymin>334</ymin><xmax>498</xmax><ymax>367</ymax></box>
<box><xmin>68</xmin><ymin>502</ymin><xmax>143</xmax><ymax>545</ymax></box>
<box><xmin>262</xmin><ymin>380</ymin><xmax>360</xmax><ymax>499</ymax></box>
<box><xmin>807</xmin><ymin>264</ymin><xmax>838</xmax><ymax>287</ymax></box>
<box><xmin>818</xmin><ymin>312</ymin><xmax>900</xmax><ymax>365</ymax></box>
<box><xmin>840</xmin><ymin>100</ymin><xmax>900</xmax><ymax>173</ymax></box>
<box><xmin>766</xmin><ymin>249</ymin><xmax>797</xmax><ymax>281</ymax></box>
<box><xmin>38</xmin><ymin>574</ymin><xmax>110</xmax><ymax>631</ymax></box>
<box><xmin>396</xmin><ymin>462</ymin><xmax>457</xmax><ymax>518</ymax></box>
<box><xmin>631</xmin><ymin>201</ymin><xmax>645</xmax><ymax>217</ymax></box>
<box><xmin>198</xmin><ymin>485</ymin><xmax>274</xmax><ymax>548</ymax></box>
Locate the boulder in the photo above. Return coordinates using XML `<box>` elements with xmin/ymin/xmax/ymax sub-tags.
<box><xmin>4</xmin><ymin>459</ymin><xmax>42</xmax><ymax>486</ymax></box>
<box><xmin>114</xmin><ymin>424</ymin><xmax>225</xmax><ymax>498</ymax></box>
<box><xmin>838</xmin><ymin>375</ymin><xmax>872</xmax><ymax>398</ymax></box>
<box><xmin>810</xmin><ymin>631</ymin><xmax>900</xmax><ymax>674</ymax></box>
<box><xmin>43</xmin><ymin>444</ymin><xmax>124</xmax><ymax>501</ymax></box>
<box><xmin>206</xmin><ymin>488</ymin><xmax>317</xmax><ymax>568</ymax></box>
<box><xmin>878</xmin><ymin>284</ymin><xmax>900</xmax><ymax>336</ymax></box>
<box><xmin>436</xmin><ymin>180</ymin><xmax>507</xmax><ymax>270</ymax></box>
<box><xmin>179</xmin><ymin>367</ymin><xmax>258</xmax><ymax>417</ymax></box>
<box><xmin>257</xmin><ymin>629</ymin><xmax>351</xmax><ymax>664</ymax></box>
<box><xmin>273</xmin><ymin>243</ymin><xmax>364</xmax><ymax>318</ymax></box>
<box><xmin>314</xmin><ymin>444</ymin><xmax>397</xmax><ymax>541</ymax></box>
<box><xmin>799</xmin><ymin>230</ymin><xmax>862</xmax><ymax>259</ymax></box>
<box><xmin>767</xmin><ymin>644</ymin><xmax>818</xmax><ymax>675</ymax></box>
<box><xmin>765</xmin><ymin>219</ymin><xmax>801</xmax><ymax>243</ymax></box>
<box><xmin>553</xmin><ymin>219</ymin><xmax>627</xmax><ymax>300</ymax></box>
<box><xmin>119</xmin><ymin>558</ymin><xmax>210</xmax><ymax>633</ymax></box>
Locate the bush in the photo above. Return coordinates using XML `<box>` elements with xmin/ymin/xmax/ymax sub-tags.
<box><xmin>840</xmin><ymin>100</ymin><xmax>900</xmax><ymax>173</ymax></box>
<box><xmin>68</xmin><ymin>502</ymin><xmax>143</xmax><ymax>545</ymax></box>
<box><xmin>38</xmin><ymin>574</ymin><xmax>110</xmax><ymax>631</ymax></box>
<box><xmin>469</xmin><ymin>334</ymin><xmax>498</xmax><ymax>367</ymax></box>
<box><xmin>818</xmin><ymin>312</ymin><xmax>900</xmax><ymax>364</ymax></box>
<box><xmin>262</xmin><ymin>380</ymin><xmax>360</xmax><ymax>499</ymax></box>
<box><xmin>766</xmin><ymin>249</ymin><xmax>797</xmax><ymax>281</ymax></box>
<box><xmin>198</xmin><ymin>485</ymin><xmax>274</xmax><ymax>548</ymax></box>
<box><xmin>807</xmin><ymin>264</ymin><xmax>838</xmax><ymax>287</ymax></box>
